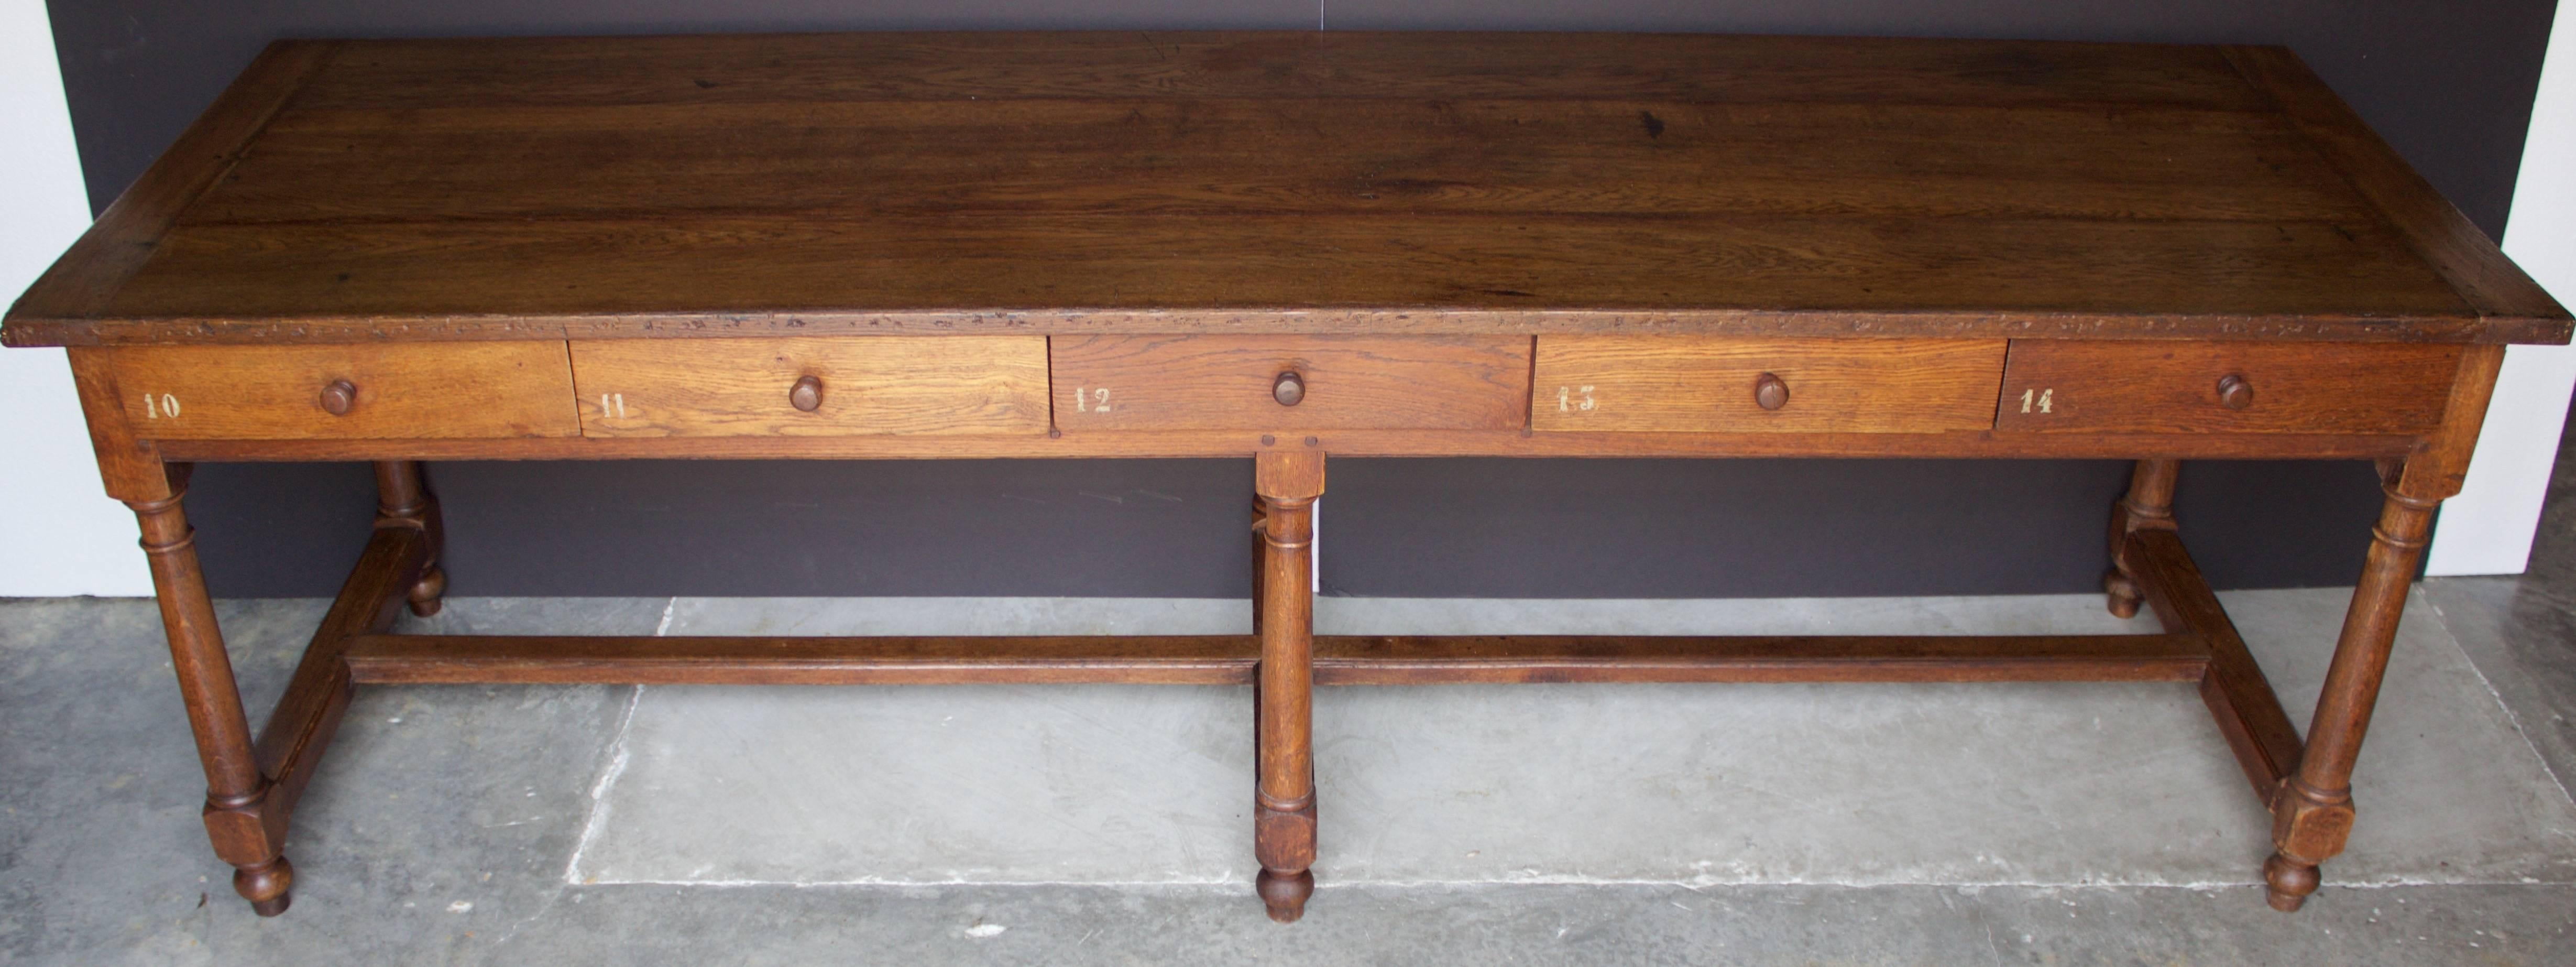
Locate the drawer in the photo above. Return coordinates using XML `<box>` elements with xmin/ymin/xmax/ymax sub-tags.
<box><xmin>1994</xmin><ymin>341</ymin><xmax>2461</xmax><ymax>434</ymax></box>
<box><xmin>1531</xmin><ymin>337</ymin><xmax>2005</xmax><ymax>433</ymax></box>
<box><xmin>107</xmin><ymin>342</ymin><xmax>576</xmax><ymax>439</ymax></box>
<box><xmin>1049</xmin><ymin>335</ymin><xmax>1531</xmax><ymax>431</ymax></box>
<box><xmin>571</xmin><ymin>337</ymin><xmax>1049</xmax><ymax>437</ymax></box>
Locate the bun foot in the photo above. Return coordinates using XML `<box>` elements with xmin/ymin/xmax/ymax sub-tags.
<box><xmin>2263</xmin><ymin>852</ymin><xmax>2318</xmax><ymax>912</ymax></box>
<box><xmin>407</xmin><ymin>566</ymin><xmax>447</xmax><ymax>618</ymax></box>
<box><xmin>1256</xmin><ymin>868</ymin><xmax>1314</xmax><ymax>923</ymax></box>
<box><xmin>2104</xmin><ymin>571</ymin><xmax>2142</xmax><ymax>619</ymax></box>
<box><xmin>236</xmin><ymin>855</ymin><xmax>294</xmax><ymax>917</ymax></box>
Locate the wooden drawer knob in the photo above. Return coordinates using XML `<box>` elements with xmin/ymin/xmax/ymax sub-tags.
<box><xmin>1753</xmin><ymin>372</ymin><xmax>1789</xmax><ymax>410</ymax></box>
<box><xmin>1273</xmin><ymin>371</ymin><xmax>1306</xmax><ymax>407</ymax></box>
<box><xmin>790</xmin><ymin>375</ymin><xmax>824</xmax><ymax>412</ymax></box>
<box><xmin>2217</xmin><ymin>373</ymin><xmax>2253</xmax><ymax>410</ymax></box>
<box><xmin>317</xmin><ymin>379</ymin><xmax>357</xmax><ymax>416</ymax></box>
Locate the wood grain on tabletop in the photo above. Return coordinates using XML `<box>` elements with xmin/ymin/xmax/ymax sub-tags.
<box><xmin>8</xmin><ymin>31</ymin><xmax>2564</xmax><ymax>346</ymax></box>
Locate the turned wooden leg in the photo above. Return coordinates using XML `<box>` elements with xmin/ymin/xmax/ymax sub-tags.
<box><xmin>374</xmin><ymin>460</ymin><xmax>446</xmax><ymax>617</ymax></box>
<box><xmin>2259</xmin><ymin>347</ymin><xmax>2504</xmax><ymax>912</ymax></box>
<box><xmin>2263</xmin><ymin>471</ymin><xmax>2438</xmax><ymax>912</ymax></box>
<box><xmin>2104</xmin><ymin>459</ymin><xmax>2178</xmax><ymax>618</ymax></box>
<box><xmin>127</xmin><ymin>467</ymin><xmax>294</xmax><ymax>916</ymax></box>
<box><xmin>1252</xmin><ymin>451</ymin><xmax>1322</xmax><ymax>922</ymax></box>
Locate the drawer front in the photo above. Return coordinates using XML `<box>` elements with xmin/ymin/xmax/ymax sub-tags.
<box><xmin>109</xmin><ymin>342</ymin><xmax>576</xmax><ymax>439</ymax></box>
<box><xmin>572</xmin><ymin>337</ymin><xmax>1049</xmax><ymax>437</ymax></box>
<box><xmin>1049</xmin><ymin>335</ymin><xmax>1531</xmax><ymax>431</ymax></box>
<box><xmin>1531</xmin><ymin>337</ymin><xmax>2006</xmax><ymax>433</ymax></box>
<box><xmin>1995</xmin><ymin>341</ymin><xmax>2461</xmax><ymax>434</ymax></box>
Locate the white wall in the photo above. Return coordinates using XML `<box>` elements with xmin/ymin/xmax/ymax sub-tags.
<box><xmin>2427</xmin><ymin>0</ymin><xmax>2576</xmax><ymax>576</ymax></box>
<box><xmin>0</xmin><ymin>0</ymin><xmax>150</xmax><ymax>596</ymax></box>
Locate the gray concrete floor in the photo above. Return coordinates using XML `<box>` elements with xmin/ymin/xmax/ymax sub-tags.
<box><xmin>573</xmin><ymin>589</ymin><xmax>2575</xmax><ymax>890</ymax></box>
<box><xmin>10</xmin><ymin>442</ymin><xmax>2576</xmax><ymax>964</ymax></box>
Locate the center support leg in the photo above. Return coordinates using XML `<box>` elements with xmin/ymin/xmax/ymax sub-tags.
<box><xmin>125</xmin><ymin>466</ymin><xmax>294</xmax><ymax>916</ymax></box>
<box><xmin>1252</xmin><ymin>451</ymin><xmax>1323</xmax><ymax>922</ymax></box>
<box><xmin>2104</xmin><ymin>458</ymin><xmax>2178</xmax><ymax>618</ymax></box>
<box><xmin>375</xmin><ymin>460</ymin><xmax>446</xmax><ymax>616</ymax></box>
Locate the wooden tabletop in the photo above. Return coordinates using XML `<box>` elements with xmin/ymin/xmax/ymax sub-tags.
<box><xmin>5</xmin><ymin>31</ymin><xmax>2565</xmax><ymax>348</ymax></box>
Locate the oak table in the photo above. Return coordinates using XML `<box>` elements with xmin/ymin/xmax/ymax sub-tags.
<box><xmin>6</xmin><ymin>31</ymin><xmax>2567</xmax><ymax>922</ymax></box>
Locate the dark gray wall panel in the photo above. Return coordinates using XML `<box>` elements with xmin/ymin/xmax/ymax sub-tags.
<box><xmin>422</xmin><ymin>460</ymin><xmax>1253</xmax><ymax>599</ymax></box>
<box><xmin>46</xmin><ymin>1</ymin><xmax>2553</xmax><ymax>599</ymax></box>
<box><xmin>1321</xmin><ymin>459</ymin><xmax>2388</xmax><ymax>599</ymax></box>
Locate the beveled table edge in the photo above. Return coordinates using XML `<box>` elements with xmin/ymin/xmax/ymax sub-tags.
<box><xmin>5</xmin><ymin>308</ymin><xmax>2568</xmax><ymax>349</ymax></box>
